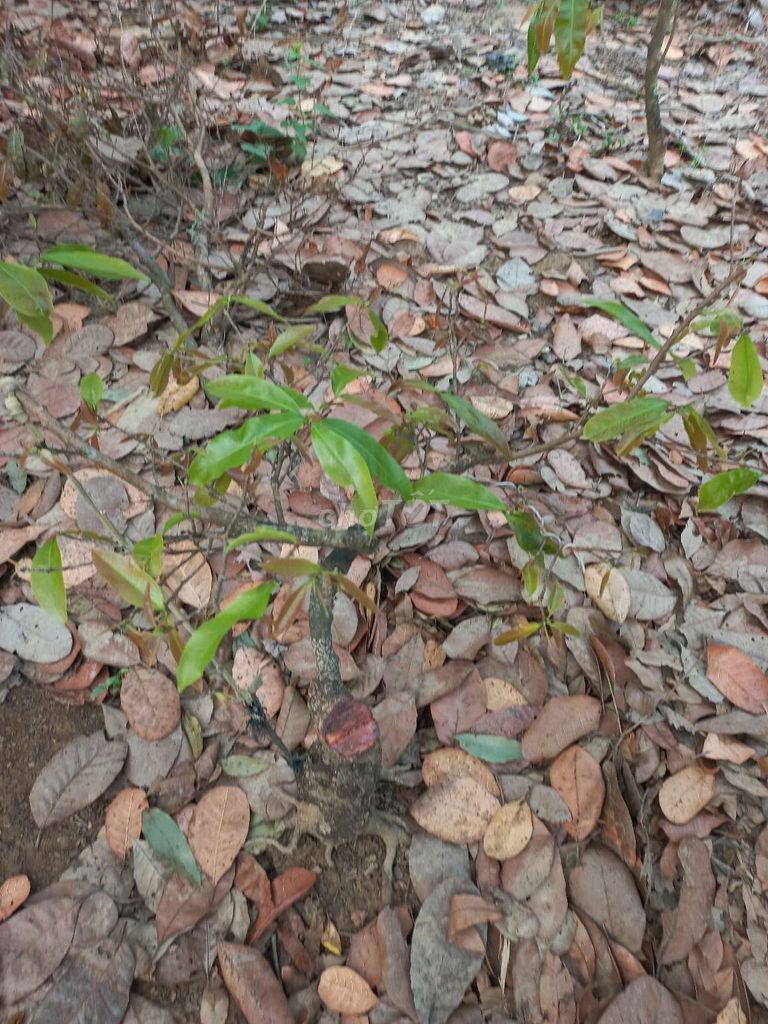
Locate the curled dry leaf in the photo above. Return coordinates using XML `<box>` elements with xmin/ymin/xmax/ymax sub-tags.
<box><xmin>549</xmin><ymin>745</ymin><xmax>605</xmax><ymax>841</ymax></box>
<box><xmin>105</xmin><ymin>787</ymin><xmax>149</xmax><ymax>860</ymax></box>
<box><xmin>317</xmin><ymin>965</ymin><xmax>378</xmax><ymax>1015</ymax></box>
<box><xmin>29</xmin><ymin>731</ymin><xmax>128</xmax><ymax>828</ymax></box>
<box><xmin>706</xmin><ymin>643</ymin><xmax>768</xmax><ymax>714</ymax></box>
<box><xmin>658</xmin><ymin>764</ymin><xmax>717</xmax><ymax>825</ymax></box>
<box><xmin>188</xmin><ymin>786</ymin><xmax>250</xmax><ymax>884</ymax></box>
<box><xmin>0</xmin><ymin>874</ymin><xmax>31</xmax><ymax>922</ymax></box>
<box><xmin>411</xmin><ymin>774</ymin><xmax>501</xmax><ymax>844</ymax></box>
<box><xmin>522</xmin><ymin>695</ymin><xmax>602</xmax><ymax>764</ymax></box>
<box><xmin>421</xmin><ymin>746</ymin><xmax>501</xmax><ymax>797</ymax></box>
<box><xmin>584</xmin><ymin>563</ymin><xmax>631</xmax><ymax>624</ymax></box>
<box><xmin>120</xmin><ymin>666</ymin><xmax>181</xmax><ymax>741</ymax></box>
<box><xmin>483</xmin><ymin>800</ymin><xmax>533</xmax><ymax>861</ymax></box>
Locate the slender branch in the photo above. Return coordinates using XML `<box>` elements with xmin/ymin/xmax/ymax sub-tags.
<box><xmin>10</xmin><ymin>387</ymin><xmax>374</xmax><ymax>553</ymax></box>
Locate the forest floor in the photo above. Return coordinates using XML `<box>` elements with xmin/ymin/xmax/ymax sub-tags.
<box><xmin>2</xmin><ymin>0</ymin><xmax>768</xmax><ymax>1021</ymax></box>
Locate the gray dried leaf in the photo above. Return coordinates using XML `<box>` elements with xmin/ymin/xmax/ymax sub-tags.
<box><xmin>29</xmin><ymin>732</ymin><xmax>128</xmax><ymax>828</ymax></box>
<box><xmin>0</xmin><ymin>603</ymin><xmax>73</xmax><ymax>663</ymax></box>
<box><xmin>29</xmin><ymin>933</ymin><xmax>134</xmax><ymax>1024</ymax></box>
<box><xmin>0</xmin><ymin>896</ymin><xmax>79</xmax><ymax>1004</ymax></box>
<box><xmin>408</xmin><ymin>833</ymin><xmax>471</xmax><ymax>903</ymax></box>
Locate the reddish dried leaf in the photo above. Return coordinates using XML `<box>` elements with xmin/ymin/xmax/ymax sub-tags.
<box><xmin>120</xmin><ymin>667</ymin><xmax>181</xmax><ymax>741</ymax></box>
<box><xmin>188</xmin><ymin>786</ymin><xmax>250</xmax><ymax>885</ymax></box>
<box><xmin>247</xmin><ymin>867</ymin><xmax>317</xmax><ymax>945</ymax></box>
<box><xmin>522</xmin><ymin>695</ymin><xmax>602</xmax><ymax>763</ymax></box>
<box><xmin>549</xmin><ymin>745</ymin><xmax>605</xmax><ymax>841</ymax></box>
<box><xmin>0</xmin><ymin>874</ymin><xmax>31</xmax><ymax>922</ymax></box>
<box><xmin>155</xmin><ymin>867</ymin><xmax>234</xmax><ymax>943</ymax></box>
<box><xmin>706</xmin><ymin>644</ymin><xmax>768</xmax><ymax>714</ymax></box>
<box><xmin>659</xmin><ymin>838</ymin><xmax>715</xmax><ymax>965</ymax></box>
<box><xmin>217</xmin><ymin>942</ymin><xmax>292</xmax><ymax>1024</ymax></box>
<box><xmin>105</xmin><ymin>787</ymin><xmax>148</xmax><ymax>860</ymax></box>
<box><xmin>569</xmin><ymin>845</ymin><xmax>645</xmax><ymax>953</ymax></box>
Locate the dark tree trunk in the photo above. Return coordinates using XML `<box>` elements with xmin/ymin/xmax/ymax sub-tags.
<box><xmin>645</xmin><ymin>0</ymin><xmax>677</xmax><ymax>181</ymax></box>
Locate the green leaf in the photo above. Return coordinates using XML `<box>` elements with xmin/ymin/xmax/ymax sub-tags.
<box><xmin>554</xmin><ymin>0</ymin><xmax>588</xmax><ymax>78</ymax></box>
<box><xmin>692</xmin><ymin>308</ymin><xmax>743</xmax><ymax>339</ymax></box>
<box><xmin>189</xmin><ymin>413</ymin><xmax>304</xmax><ymax>485</ymax></box>
<box><xmin>150</xmin><ymin>352</ymin><xmax>174</xmax><ymax>396</ymax></box>
<box><xmin>440</xmin><ymin>392</ymin><xmax>512</xmax><ymax>458</ymax></box>
<box><xmin>174</xmin><ymin>295</ymin><xmax>285</xmax><ymax>350</ymax></box>
<box><xmin>507</xmin><ymin>510</ymin><xmax>547</xmax><ymax>553</ymax></box>
<box><xmin>454</xmin><ymin>734</ymin><xmax>524</xmax><ymax>763</ymax></box>
<box><xmin>225</xmin><ymin>526</ymin><xmax>299</xmax><ymax>552</ymax></box>
<box><xmin>320</xmin><ymin>418</ymin><xmax>412</xmax><ymax>499</ymax></box>
<box><xmin>681</xmin><ymin>406</ymin><xmax>724</xmax><ymax>462</ymax></box>
<box><xmin>0</xmin><ymin>262</ymin><xmax>53</xmax><ymax>318</ymax></box>
<box><xmin>582</xmin><ymin>397</ymin><xmax>670</xmax><ymax>443</ymax></box>
<box><xmin>31</xmin><ymin>537</ymin><xmax>67</xmax><ymax>623</ymax></box>
<box><xmin>698</xmin><ymin>467</ymin><xmax>761</xmax><ymax>512</ymax></box>
<box><xmin>331</xmin><ymin>365</ymin><xmax>365</xmax><ymax>396</ymax></box>
<box><xmin>580</xmin><ymin>297</ymin><xmax>660</xmax><ymax>350</ymax></box>
<box><xmin>522</xmin><ymin>560</ymin><xmax>540</xmax><ymax>597</ymax></box>
<box><xmin>41</xmin><ymin>244</ymin><xmax>147</xmax><ymax>282</ymax></box>
<box><xmin>91</xmin><ymin>548</ymin><xmax>165</xmax><ymax>612</ymax></box>
<box><xmin>728</xmin><ymin>334</ymin><xmax>763</xmax><ymax>408</ymax></box>
<box><xmin>367</xmin><ymin>308</ymin><xmax>389</xmax><ymax>353</ymax></box>
<box><xmin>494</xmin><ymin>621</ymin><xmax>542</xmax><ymax>644</ymax></box>
<box><xmin>311</xmin><ymin>420</ymin><xmax>378</xmax><ymax>534</ymax></box>
<box><xmin>411</xmin><ymin>473</ymin><xmax>506</xmax><ymax>513</ymax></box>
<box><xmin>17</xmin><ymin>309</ymin><xmax>53</xmax><ymax>345</ymax></box>
<box><xmin>177</xmin><ymin>582</ymin><xmax>276</xmax><ymax>692</ymax></box>
<box><xmin>79</xmin><ymin>373</ymin><xmax>103</xmax><ymax>412</ymax></box>
<box><xmin>304</xmin><ymin>294</ymin><xmax>365</xmax><ymax>314</ymax></box>
<box><xmin>206</xmin><ymin>375</ymin><xmax>312</xmax><ymax>414</ymax></box>
<box><xmin>132</xmin><ymin>535</ymin><xmax>163</xmax><ymax>577</ymax></box>
<box><xmin>221</xmin><ymin>754</ymin><xmax>270</xmax><ymax>777</ymax></box>
<box><xmin>141</xmin><ymin>808</ymin><xmax>201</xmax><ymax>886</ymax></box>
<box><xmin>267</xmin><ymin>323</ymin><xmax>316</xmax><ymax>359</ymax></box>
<box><xmin>527</xmin><ymin>17</ymin><xmax>542</xmax><ymax>73</ymax></box>
<box><xmin>39</xmin><ymin>267</ymin><xmax>112</xmax><ymax>303</ymax></box>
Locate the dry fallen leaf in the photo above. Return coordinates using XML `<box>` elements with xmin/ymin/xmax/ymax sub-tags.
<box><xmin>549</xmin><ymin>745</ymin><xmax>605</xmax><ymax>841</ymax></box>
<box><xmin>659</xmin><ymin>764</ymin><xmax>717</xmax><ymax>824</ymax></box>
<box><xmin>584</xmin><ymin>563</ymin><xmax>631</xmax><ymax>624</ymax></box>
<box><xmin>105</xmin><ymin>787</ymin><xmax>149</xmax><ymax>861</ymax></box>
<box><xmin>0</xmin><ymin>874</ymin><xmax>31</xmax><ymax>922</ymax></box>
<box><xmin>188</xmin><ymin>786</ymin><xmax>250</xmax><ymax>884</ymax></box>
<box><xmin>483</xmin><ymin>800</ymin><xmax>533</xmax><ymax>861</ymax></box>
<box><xmin>217</xmin><ymin>941</ymin><xmax>292</xmax><ymax>1024</ymax></box>
<box><xmin>706</xmin><ymin>643</ymin><xmax>768</xmax><ymax>714</ymax></box>
<box><xmin>522</xmin><ymin>695</ymin><xmax>602</xmax><ymax>763</ymax></box>
<box><xmin>120</xmin><ymin>666</ymin><xmax>181</xmax><ymax>741</ymax></box>
<box><xmin>421</xmin><ymin>746</ymin><xmax>501</xmax><ymax>797</ymax></box>
<box><xmin>411</xmin><ymin>774</ymin><xmax>501</xmax><ymax>844</ymax></box>
<box><xmin>317</xmin><ymin>965</ymin><xmax>378</xmax><ymax>1015</ymax></box>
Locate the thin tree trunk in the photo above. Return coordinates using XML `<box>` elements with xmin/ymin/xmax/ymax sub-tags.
<box><xmin>645</xmin><ymin>0</ymin><xmax>677</xmax><ymax>180</ymax></box>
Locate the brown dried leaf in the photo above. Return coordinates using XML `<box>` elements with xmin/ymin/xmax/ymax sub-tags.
<box><xmin>162</xmin><ymin>539</ymin><xmax>213</xmax><ymax>609</ymax></box>
<box><xmin>422</xmin><ymin>746</ymin><xmax>501</xmax><ymax>797</ymax></box>
<box><xmin>318</xmin><ymin>965</ymin><xmax>378</xmax><ymax>1014</ymax></box>
<box><xmin>706</xmin><ymin>643</ymin><xmax>768</xmax><ymax>714</ymax></box>
<box><xmin>217</xmin><ymin>942</ymin><xmax>292</xmax><ymax>1024</ymax></box>
<box><xmin>569</xmin><ymin>845</ymin><xmax>646</xmax><ymax>953</ymax></box>
<box><xmin>29</xmin><ymin>732</ymin><xmax>128</xmax><ymax>828</ymax></box>
<box><xmin>522</xmin><ymin>695</ymin><xmax>601</xmax><ymax>763</ymax></box>
<box><xmin>658</xmin><ymin>765</ymin><xmax>716</xmax><ymax>825</ymax></box>
<box><xmin>549</xmin><ymin>745</ymin><xmax>605</xmax><ymax>841</ymax></box>
<box><xmin>659</xmin><ymin>837</ymin><xmax>715</xmax><ymax>964</ymax></box>
<box><xmin>0</xmin><ymin>895</ymin><xmax>79</xmax><ymax>1003</ymax></box>
<box><xmin>411</xmin><ymin>774</ymin><xmax>501</xmax><ymax>844</ymax></box>
<box><xmin>597</xmin><ymin>976</ymin><xmax>682</xmax><ymax>1023</ymax></box>
<box><xmin>120</xmin><ymin>667</ymin><xmax>181</xmax><ymax>741</ymax></box>
<box><xmin>188</xmin><ymin>786</ymin><xmax>250</xmax><ymax>884</ymax></box>
<box><xmin>155</xmin><ymin>867</ymin><xmax>234</xmax><ymax>943</ymax></box>
<box><xmin>0</xmin><ymin>874</ymin><xmax>30</xmax><ymax>922</ymax></box>
<box><xmin>105</xmin><ymin>787</ymin><xmax>149</xmax><ymax>860</ymax></box>
<box><xmin>483</xmin><ymin>800</ymin><xmax>533</xmax><ymax>861</ymax></box>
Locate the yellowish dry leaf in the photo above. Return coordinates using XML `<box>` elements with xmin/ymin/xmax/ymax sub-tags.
<box><xmin>411</xmin><ymin>775</ymin><xmax>501</xmax><ymax>844</ymax></box>
<box><xmin>105</xmin><ymin>787</ymin><xmax>148</xmax><ymax>860</ymax></box>
<box><xmin>422</xmin><ymin>747</ymin><xmax>501</xmax><ymax>797</ymax></box>
<box><xmin>188</xmin><ymin>786</ymin><xmax>250</xmax><ymax>884</ymax></box>
<box><xmin>483</xmin><ymin>800</ymin><xmax>533</xmax><ymax>861</ymax></box>
<box><xmin>585</xmin><ymin>563</ymin><xmax>631</xmax><ymax>624</ymax></box>
<box><xmin>163</xmin><ymin>539</ymin><xmax>213</xmax><ymax>609</ymax></box>
<box><xmin>157</xmin><ymin>372</ymin><xmax>199</xmax><ymax>416</ymax></box>
<box><xmin>659</xmin><ymin>765</ymin><xmax>717</xmax><ymax>824</ymax></box>
<box><xmin>317</xmin><ymin>965</ymin><xmax>378</xmax><ymax>1014</ymax></box>
<box><xmin>0</xmin><ymin>874</ymin><xmax>31</xmax><ymax>922</ymax></box>
<box><xmin>485</xmin><ymin>677</ymin><xmax>528</xmax><ymax>710</ymax></box>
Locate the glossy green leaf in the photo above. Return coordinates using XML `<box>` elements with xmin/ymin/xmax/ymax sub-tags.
<box><xmin>507</xmin><ymin>510</ymin><xmax>547</xmax><ymax>553</ymax></box>
<box><xmin>304</xmin><ymin>294</ymin><xmax>365</xmax><ymax>314</ymax></box>
<box><xmin>440</xmin><ymin>392</ymin><xmax>512</xmax><ymax>458</ymax></box>
<box><xmin>91</xmin><ymin>548</ymin><xmax>165</xmax><ymax>612</ymax></box>
<box><xmin>38</xmin><ymin>267</ymin><xmax>112</xmax><ymax>303</ymax></box>
<box><xmin>311</xmin><ymin>420</ymin><xmax>378</xmax><ymax>534</ymax></box>
<box><xmin>367</xmin><ymin>308</ymin><xmax>389</xmax><ymax>353</ymax></box>
<box><xmin>79</xmin><ymin>373</ymin><xmax>103</xmax><ymax>412</ymax></box>
<box><xmin>206</xmin><ymin>376</ymin><xmax>312</xmax><ymax>414</ymax></box>
<box><xmin>132</xmin><ymin>535</ymin><xmax>163</xmax><ymax>577</ymax></box>
<box><xmin>41</xmin><ymin>244</ymin><xmax>147</xmax><ymax>281</ymax></box>
<box><xmin>261</xmin><ymin>557</ymin><xmax>322</xmax><ymax>578</ymax></box>
<box><xmin>698</xmin><ymin>467</ymin><xmax>761</xmax><ymax>512</ymax></box>
<box><xmin>189</xmin><ymin>412</ymin><xmax>304</xmax><ymax>485</ymax></box>
<box><xmin>31</xmin><ymin>536</ymin><xmax>67</xmax><ymax>623</ymax></box>
<box><xmin>728</xmin><ymin>334</ymin><xmax>763</xmax><ymax>408</ymax></box>
<box><xmin>221</xmin><ymin>754</ymin><xmax>270</xmax><ymax>777</ymax></box>
<box><xmin>17</xmin><ymin>309</ymin><xmax>53</xmax><ymax>345</ymax></box>
<box><xmin>554</xmin><ymin>0</ymin><xmax>588</xmax><ymax>78</ymax></box>
<box><xmin>412</xmin><ymin>473</ymin><xmax>506</xmax><ymax>512</ymax></box>
<box><xmin>0</xmin><ymin>262</ymin><xmax>53</xmax><ymax>318</ymax></box>
<box><xmin>225</xmin><ymin>526</ymin><xmax>299</xmax><ymax>552</ymax></box>
<box><xmin>141</xmin><ymin>807</ymin><xmax>201</xmax><ymax>886</ymax></box>
<box><xmin>331</xmin><ymin>365</ymin><xmax>365</xmax><ymax>396</ymax></box>
<box><xmin>527</xmin><ymin>17</ymin><xmax>542</xmax><ymax>73</ymax></box>
<box><xmin>177</xmin><ymin>582</ymin><xmax>276</xmax><ymax>692</ymax></box>
<box><xmin>150</xmin><ymin>352</ymin><xmax>174</xmax><ymax>396</ymax></box>
<box><xmin>267</xmin><ymin>323</ymin><xmax>316</xmax><ymax>359</ymax></box>
<box><xmin>454</xmin><ymin>734</ymin><xmax>524</xmax><ymax>763</ymax></box>
<box><xmin>580</xmin><ymin>297</ymin><xmax>660</xmax><ymax>350</ymax></box>
<box><xmin>582</xmin><ymin>397</ymin><xmax>670</xmax><ymax>443</ymax></box>
<box><xmin>320</xmin><ymin>418</ymin><xmax>412</xmax><ymax>499</ymax></box>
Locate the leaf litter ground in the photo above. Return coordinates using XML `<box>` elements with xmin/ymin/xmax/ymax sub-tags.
<box><xmin>1</xmin><ymin>0</ymin><xmax>768</xmax><ymax>1021</ymax></box>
